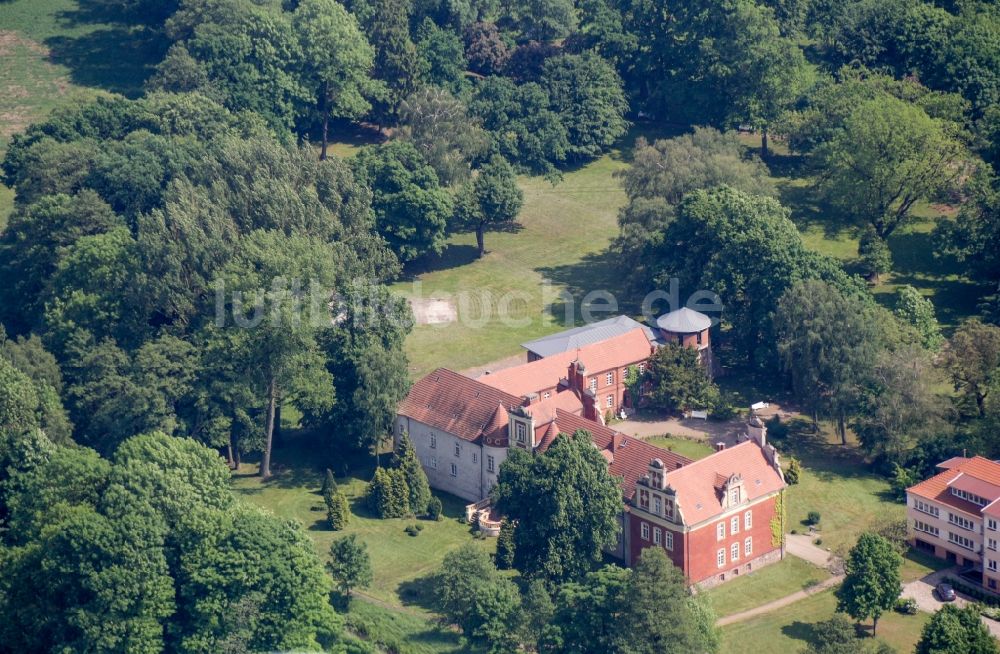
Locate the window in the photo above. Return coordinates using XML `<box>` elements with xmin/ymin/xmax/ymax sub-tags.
<box><xmin>913</xmin><ymin>499</ymin><xmax>939</xmax><ymax>517</ymax></box>
<box><xmin>717</xmin><ymin>549</ymin><xmax>725</xmax><ymax>567</ymax></box>
<box><xmin>729</xmin><ymin>487</ymin><xmax>740</xmax><ymax>505</ymax></box>
<box><xmin>990</xmin><ymin>559</ymin><xmax>998</xmax><ymax>572</ymax></box>
<box><xmin>543</xmin><ymin>391</ymin><xmax>551</xmax><ymax>399</ymax></box>
<box><xmin>638</xmin><ymin>363</ymin><xmax>645</xmax><ymax>374</ymax></box>
<box><xmin>429</xmin><ymin>456</ymin><xmax>437</xmax><ymax>469</ymax></box>
<box><xmin>745</xmin><ymin>537</ymin><xmax>752</xmax><ymax>556</ymax></box>
<box><xmin>731</xmin><ymin>542</ymin><xmax>739</xmax><ymax>562</ymax></box>
<box><xmin>653</xmin><ymin>527</ymin><xmax>662</xmax><ymax>545</ymax></box>
<box><xmin>744</xmin><ymin>510</ymin><xmax>752</xmax><ymax>530</ymax></box>
<box><xmin>607</xmin><ymin>395</ymin><xmax>614</xmax><ymax>408</ymax></box>
<box><xmin>653</xmin><ymin>495</ymin><xmax>662</xmax><ymax>515</ymax></box>
<box><xmin>516</xmin><ymin>422</ymin><xmax>527</xmax><ymax>444</ymax></box>
<box><xmin>948</xmin><ymin>531</ymin><xmax>975</xmax><ymax>550</ymax></box>
<box><xmin>991</xmin><ymin>538</ymin><xmax>998</xmax><ymax>552</ymax></box>
<box><xmin>665</xmin><ymin>531</ymin><xmax>674</xmax><ymax>551</ymax></box>
<box><xmin>992</xmin><ymin>579</ymin><xmax>998</xmax><ymax>591</ymax></box>
<box><xmin>639</xmin><ymin>490</ymin><xmax>649</xmax><ymax>511</ymax></box>
<box><xmin>914</xmin><ymin>520</ymin><xmax>939</xmax><ymax>537</ymax></box>
<box><xmin>731</xmin><ymin>516</ymin><xmax>739</xmax><ymax>535</ymax></box>
<box><xmin>606</xmin><ymin>372</ymin><xmax>614</xmax><ymax>386</ymax></box>
<box><xmin>487</xmin><ymin>455</ymin><xmax>495</xmax><ymax>473</ymax></box>
<box><xmin>589</xmin><ymin>378</ymin><xmax>597</xmax><ymax>392</ymax></box>
<box><xmin>990</xmin><ymin>518</ymin><xmax>999</xmax><ymax>531</ymax></box>
<box><xmin>951</xmin><ymin>487</ymin><xmax>989</xmax><ymax>506</ymax></box>
<box><xmin>430</xmin><ymin>434</ymin><xmax>437</xmax><ymax>449</ymax></box>
<box><xmin>641</xmin><ymin>522</ymin><xmax>650</xmax><ymax>540</ymax></box>
<box><xmin>450</xmin><ymin>463</ymin><xmax>458</xmax><ymax>477</ymax></box>
<box><xmin>949</xmin><ymin>513</ymin><xmax>975</xmax><ymax>531</ymax></box>
<box><xmin>454</xmin><ymin>443</ymin><xmax>461</xmax><ymax>457</ymax></box>
<box><xmin>472</xmin><ymin>452</ymin><xmax>478</xmax><ymax>464</ymax></box>
<box><xmin>717</xmin><ymin>522</ymin><xmax>725</xmax><ymax>540</ymax></box>
<box><xmin>665</xmin><ymin>499</ymin><xmax>674</xmax><ymax>519</ymax></box>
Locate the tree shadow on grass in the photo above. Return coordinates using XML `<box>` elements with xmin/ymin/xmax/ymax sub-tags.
<box><xmin>535</xmin><ymin>247</ymin><xmax>643</xmax><ymax>328</ymax></box>
<box><xmin>397</xmin><ymin>574</ymin><xmax>440</xmax><ymax>613</ymax></box>
<box><xmin>401</xmin><ymin>244</ymin><xmax>483</xmax><ymax>279</ymax></box>
<box><xmin>45</xmin><ymin>26</ymin><xmax>167</xmax><ymax>98</ymax></box>
<box><xmin>780</xmin><ymin>620</ymin><xmax>817</xmax><ymax>646</ymax></box>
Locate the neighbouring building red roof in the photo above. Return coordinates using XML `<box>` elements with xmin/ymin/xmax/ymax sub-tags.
<box><xmin>398</xmin><ymin>368</ymin><xmax>521</xmax><ymax>443</ymax></box>
<box><xmin>937</xmin><ymin>456</ymin><xmax>970</xmax><ymax>470</ymax></box>
<box><xmin>478</xmin><ymin>328</ymin><xmax>654</xmax><ymax>397</ymax></box>
<box><xmin>908</xmin><ymin>456</ymin><xmax>1000</xmax><ymax>516</ymax></box>
<box><xmin>546</xmin><ymin>409</ymin><xmax>691</xmax><ymax>500</ymax></box>
<box><xmin>662</xmin><ymin>440</ymin><xmax>786</xmax><ymax>526</ymax></box>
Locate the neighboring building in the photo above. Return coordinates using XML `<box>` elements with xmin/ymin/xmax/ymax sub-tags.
<box><xmin>521</xmin><ymin>315</ymin><xmax>659</xmax><ymax>361</ymax></box>
<box><xmin>626</xmin><ymin>417</ymin><xmax>786</xmax><ymax>587</ymax></box>
<box><xmin>906</xmin><ymin>456</ymin><xmax>1000</xmax><ymax>592</ymax></box>
<box><xmin>480</xmin><ymin>327</ymin><xmax>655</xmax><ymax>419</ymax></box>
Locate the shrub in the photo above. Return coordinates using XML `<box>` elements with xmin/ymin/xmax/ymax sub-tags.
<box><xmin>404</xmin><ymin>524</ymin><xmax>421</xmax><ymax>537</ymax></box>
<box><xmin>814</xmin><ymin>538</ymin><xmax>823</xmax><ymax>546</ymax></box>
<box><xmin>807</xmin><ymin>510</ymin><xmax>821</xmax><ymax>526</ymax></box>
<box><xmin>785</xmin><ymin>457</ymin><xmax>802</xmax><ymax>485</ymax></box>
<box><xmin>895</xmin><ymin>598</ymin><xmax>918</xmax><ymax>614</ymax></box>
<box><xmin>427</xmin><ymin>496</ymin><xmax>442</xmax><ymax>521</ymax></box>
<box><xmin>326</xmin><ymin>486</ymin><xmax>350</xmax><ymax>530</ymax></box>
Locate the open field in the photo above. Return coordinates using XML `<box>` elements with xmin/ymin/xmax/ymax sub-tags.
<box><xmin>704</xmin><ymin>555</ymin><xmax>832</xmax><ymax>618</ymax></box>
<box><xmin>346</xmin><ymin>600</ymin><xmax>474</xmax><ymax>654</ymax></box>
<box><xmin>230</xmin><ymin>441</ymin><xmax>493</xmax><ymax>613</ymax></box>
<box><xmin>719</xmin><ymin>587</ymin><xmax>931</xmax><ymax>654</ymax></box>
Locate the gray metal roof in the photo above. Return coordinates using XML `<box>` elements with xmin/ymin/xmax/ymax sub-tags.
<box><xmin>655</xmin><ymin>307</ymin><xmax>712</xmax><ymax>334</ymax></box>
<box><xmin>521</xmin><ymin>315</ymin><xmax>658</xmax><ymax>358</ymax></box>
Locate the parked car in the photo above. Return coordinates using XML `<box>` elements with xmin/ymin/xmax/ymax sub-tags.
<box><xmin>935</xmin><ymin>583</ymin><xmax>957</xmax><ymax>602</ymax></box>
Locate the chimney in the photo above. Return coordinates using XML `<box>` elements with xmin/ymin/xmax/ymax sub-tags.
<box><xmin>747</xmin><ymin>412</ymin><xmax>767</xmax><ymax>448</ymax></box>
<box><xmin>522</xmin><ymin>392</ymin><xmax>539</xmax><ymax>407</ymax></box>
<box><xmin>715</xmin><ymin>442</ymin><xmax>726</xmax><ymax>452</ymax></box>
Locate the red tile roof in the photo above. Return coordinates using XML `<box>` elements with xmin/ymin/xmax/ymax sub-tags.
<box><xmin>937</xmin><ymin>456</ymin><xmax>969</xmax><ymax>470</ymax></box>
<box><xmin>950</xmin><ymin>473</ymin><xmax>1000</xmax><ymax>501</ymax></box>
<box><xmin>398</xmin><ymin>368</ymin><xmax>521</xmax><ymax>443</ymax></box>
<box><xmin>662</xmin><ymin>440</ymin><xmax>785</xmax><ymax>526</ymax></box>
<box><xmin>547</xmin><ymin>409</ymin><xmax>691</xmax><ymax>500</ymax></box>
<box><xmin>478</xmin><ymin>328</ymin><xmax>654</xmax><ymax>397</ymax></box>
<box><xmin>909</xmin><ymin>456</ymin><xmax>1000</xmax><ymax>517</ymax></box>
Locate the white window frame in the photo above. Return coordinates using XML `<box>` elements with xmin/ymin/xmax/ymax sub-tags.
<box><xmin>542</xmin><ymin>391</ymin><xmax>551</xmax><ymax>399</ymax></box>
<box><xmin>991</xmin><ymin>559</ymin><xmax>998</xmax><ymax>572</ymax></box>
<box><xmin>717</xmin><ymin>522</ymin><xmax>725</xmax><ymax>540</ymax></box>
<box><xmin>450</xmin><ymin>463</ymin><xmax>457</xmax><ymax>477</ymax></box>
<box><xmin>606</xmin><ymin>395</ymin><xmax>613</xmax><ymax>408</ymax></box>
<box><xmin>745</xmin><ymin>537</ymin><xmax>752</xmax><ymax>556</ymax></box>
<box><xmin>990</xmin><ymin>518</ymin><xmax>999</xmax><ymax>531</ymax></box>
<box><xmin>730</xmin><ymin>487</ymin><xmax>739</xmax><ymax>505</ymax></box>
<box><xmin>641</xmin><ymin>522</ymin><xmax>650</xmax><ymax>541</ymax></box>
<box><xmin>430</xmin><ymin>434</ymin><xmax>436</xmax><ymax>449</ymax></box>
<box><xmin>653</xmin><ymin>527</ymin><xmax>662</xmax><ymax>545</ymax></box>
<box><xmin>665</xmin><ymin>531</ymin><xmax>674</xmax><ymax>551</ymax></box>
<box><xmin>606</xmin><ymin>372</ymin><xmax>614</xmax><ymax>386</ymax></box>
<box><xmin>516</xmin><ymin>422</ymin><xmax>527</xmax><ymax>444</ymax></box>
<box><xmin>731</xmin><ymin>516</ymin><xmax>739</xmax><ymax>535</ymax></box>
<box><xmin>454</xmin><ymin>443</ymin><xmax>461</xmax><ymax>457</ymax></box>
<box><xmin>731</xmin><ymin>542</ymin><xmax>740</xmax><ymax>562</ymax></box>
<box><xmin>589</xmin><ymin>378</ymin><xmax>597</xmax><ymax>392</ymax></box>
<box><xmin>717</xmin><ymin>549</ymin><xmax>725</xmax><ymax>567</ymax></box>
<box><xmin>487</xmin><ymin>455</ymin><xmax>495</xmax><ymax>473</ymax></box>
<box><xmin>990</xmin><ymin>538</ymin><xmax>998</xmax><ymax>552</ymax></box>
<box><xmin>653</xmin><ymin>495</ymin><xmax>662</xmax><ymax>516</ymax></box>
<box><xmin>429</xmin><ymin>456</ymin><xmax>437</xmax><ymax>469</ymax></box>
<box><xmin>744</xmin><ymin>510</ymin><xmax>752</xmax><ymax>529</ymax></box>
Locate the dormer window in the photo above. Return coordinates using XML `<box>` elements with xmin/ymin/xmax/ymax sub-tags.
<box><xmin>639</xmin><ymin>489</ymin><xmax>649</xmax><ymax>510</ymax></box>
<box><xmin>665</xmin><ymin>498</ymin><xmax>674</xmax><ymax>519</ymax></box>
<box><xmin>653</xmin><ymin>495</ymin><xmax>662</xmax><ymax>515</ymax></box>
<box><xmin>515</xmin><ymin>422</ymin><xmax>527</xmax><ymax>444</ymax></box>
<box><xmin>730</xmin><ymin>487</ymin><xmax>740</xmax><ymax>505</ymax></box>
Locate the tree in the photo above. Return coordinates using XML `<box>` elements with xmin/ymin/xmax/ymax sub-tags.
<box><xmin>352</xmin><ymin>141</ymin><xmax>453</xmax><ymax>262</ymax></box>
<box><xmin>393</xmin><ymin>432</ymin><xmax>431</xmax><ymax>516</ymax></box>
<box><xmin>398</xmin><ymin>87</ymin><xmax>488</xmax><ymax>186</ymax></box>
<box><xmin>454</xmin><ymin>156</ymin><xmax>524</xmax><ymax>256</ymax></box>
<box><xmin>433</xmin><ymin>543</ymin><xmax>502</xmax><ymax>632</ymax></box>
<box><xmin>817</xmin><ymin>96</ymin><xmax>968</xmax><ymax>239</ymax></box>
<box><xmin>803</xmin><ymin>614</ymin><xmax>859</xmax><ymax>654</ymax></box>
<box><xmin>937</xmin><ymin>171</ymin><xmax>1000</xmax><ymax>291</ymax></box>
<box><xmin>323</xmin><ymin>469</ymin><xmax>350</xmax><ymax>530</ymax></box>
<box><xmin>643</xmin><ymin>343</ymin><xmax>720</xmax><ymax>414</ymax></box>
<box><xmin>622</xmin><ymin>547</ymin><xmax>720</xmax><ymax>654</ymax></box>
<box><xmin>776</xmin><ymin>280</ymin><xmax>883</xmax><ymax>444</ymax></box>
<box><xmin>293</xmin><ymin>0</ymin><xmax>375</xmax><ymax>160</ymax></box>
<box><xmin>367</xmin><ymin>466</ymin><xmax>411</xmax><ymax>518</ymax></box>
<box><xmin>540</xmin><ymin>564</ymin><xmax>631</xmax><ymax>653</ymax></box>
<box><xmin>520</xmin><ymin>578</ymin><xmax>555</xmax><ymax>645</ymax></box>
<box><xmin>495</xmin><ymin>518</ymin><xmax>516</xmax><ymax>569</ymax></box>
<box><xmin>916</xmin><ymin>604</ymin><xmax>999</xmax><ymax>654</ymax></box>
<box><xmin>512</xmin><ymin>0</ymin><xmax>577</xmax><ymax>41</ymax></box>
<box><xmin>785</xmin><ymin>457</ymin><xmax>801</xmax><ymax>485</ymax></box>
<box><xmin>467</xmin><ymin>576</ymin><xmax>522</xmax><ymax>653</ymax></box>
<box><xmin>941</xmin><ymin>319</ymin><xmax>1000</xmax><ymax>417</ymax></box>
<box><xmin>492</xmin><ymin>430</ymin><xmax>622</xmax><ymax>583</ymax></box>
<box><xmin>857</xmin><ymin>226</ymin><xmax>892</xmax><ymax>284</ymax></box>
<box><xmin>894</xmin><ymin>286</ymin><xmax>943</xmax><ymax>350</ymax></box>
<box><xmin>464</xmin><ymin>22</ymin><xmax>510</xmax><ymax>75</ymax></box>
<box><xmin>541</xmin><ymin>53</ymin><xmax>628</xmax><ymax>161</ymax></box>
<box><xmin>415</xmin><ymin>18</ymin><xmax>468</xmax><ymax>93</ymax></box>
<box><xmin>836</xmin><ymin>532</ymin><xmax>902</xmax><ymax>635</ymax></box>
<box><xmin>361</xmin><ymin>0</ymin><xmax>421</xmax><ymax>126</ymax></box>
<box><xmin>327</xmin><ymin>534</ymin><xmax>373</xmax><ymax>596</ymax></box>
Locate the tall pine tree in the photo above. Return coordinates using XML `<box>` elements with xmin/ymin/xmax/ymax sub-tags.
<box><xmin>393</xmin><ymin>432</ymin><xmax>432</xmax><ymax>516</ymax></box>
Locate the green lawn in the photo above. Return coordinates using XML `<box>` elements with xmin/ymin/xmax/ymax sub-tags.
<box><xmin>0</xmin><ymin>184</ymin><xmax>12</xmax><ymax>231</ymax></box>
<box><xmin>720</xmin><ymin>588</ymin><xmax>930</xmax><ymax>654</ymax></box>
<box><xmin>646</xmin><ymin>434</ymin><xmax>716</xmax><ymax>460</ymax></box>
<box><xmin>393</xmin><ymin>149</ymin><xmax>630</xmax><ymax>377</ymax></box>
<box><xmin>704</xmin><ymin>555</ymin><xmax>832</xmax><ymax>618</ymax></box>
<box><xmin>230</xmin><ymin>441</ymin><xmax>493</xmax><ymax>614</ymax></box>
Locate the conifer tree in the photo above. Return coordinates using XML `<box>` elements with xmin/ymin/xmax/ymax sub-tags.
<box><xmin>322</xmin><ymin>468</ymin><xmax>336</xmax><ymax>497</ymax></box>
<box><xmin>495</xmin><ymin>518</ymin><xmax>515</xmax><ymax>569</ymax></box>
<box><xmin>326</xmin><ymin>486</ymin><xmax>350</xmax><ymax>530</ymax></box>
<box><xmin>367</xmin><ymin>467</ymin><xmax>410</xmax><ymax>518</ymax></box>
<box><xmin>394</xmin><ymin>433</ymin><xmax>431</xmax><ymax>516</ymax></box>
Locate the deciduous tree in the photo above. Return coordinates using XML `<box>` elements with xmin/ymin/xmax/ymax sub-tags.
<box><xmin>836</xmin><ymin>532</ymin><xmax>902</xmax><ymax>635</ymax></box>
<box><xmin>327</xmin><ymin>534</ymin><xmax>373</xmax><ymax>596</ymax></box>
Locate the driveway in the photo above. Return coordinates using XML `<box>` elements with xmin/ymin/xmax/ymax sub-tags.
<box><xmin>615</xmin><ymin>415</ymin><xmax>742</xmax><ymax>444</ymax></box>
<box><xmin>901</xmin><ymin>568</ymin><xmax>1000</xmax><ymax>639</ymax></box>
